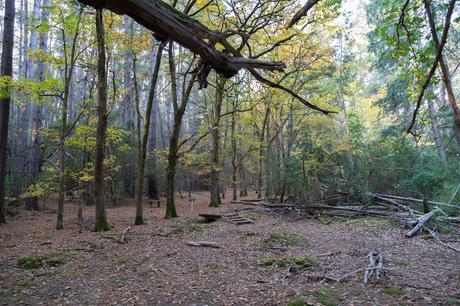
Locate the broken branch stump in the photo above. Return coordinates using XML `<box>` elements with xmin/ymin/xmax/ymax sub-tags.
<box><xmin>364</xmin><ymin>250</ymin><xmax>384</xmax><ymax>284</ymax></box>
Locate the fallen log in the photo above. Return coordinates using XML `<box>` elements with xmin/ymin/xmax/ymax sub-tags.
<box><xmin>185</xmin><ymin>241</ymin><xmax>220</xmax><ymax>248</ymax></box>
<box><xmin>374</xmin><ymin>193</ymin><xmax>458</xmax><ymax>209</ymax></box>
<box><xmin>406</xmin><ymin>212</ymin><xmax>433</xmax><ymax>237</ymax></box>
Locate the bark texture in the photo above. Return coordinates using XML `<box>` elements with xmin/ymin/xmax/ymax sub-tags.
<box><xmin>94</xmin><ymin>8</ymin><xmax>110</xmax><ymax>232</ymax></box>
<box><xmin>135</xmin><ymin>43</ymin><xmax>164</xmax><ymax>225</ymax></box>
<box><xmin>0</xmin><ymin>0</ymin><xmax>15</xmax><ymax>224</ymax></box>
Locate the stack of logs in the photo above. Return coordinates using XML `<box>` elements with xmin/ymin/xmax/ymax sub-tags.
<box><xmin>233</xmin><ymin>192</ymin><xmax>460</xmax><ymax>252</ymax></box>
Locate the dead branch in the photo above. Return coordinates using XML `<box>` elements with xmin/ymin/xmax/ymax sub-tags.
<box><xmin>364</xmin><ymin>250</ymin><xmax>384</xmax><ymax>284</ymax></box>
<box><xmin>185</xmin><ymin>240</ymin><xmax>220</xmax><ymax>248</ymax></box>
<box><xmin>406</xmin><ymin>212</ymin><xmax>433</xmax><ymax>238</ymax></box>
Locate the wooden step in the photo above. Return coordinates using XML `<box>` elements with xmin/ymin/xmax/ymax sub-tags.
<box><xmin>222</xmin><ymin>213</ymin><xmax>253</xmax><ymax>225</ymax></box>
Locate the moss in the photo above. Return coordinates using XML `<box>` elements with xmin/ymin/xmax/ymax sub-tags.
<box><xmin>135</xmin><ymin>215</ymin><xmax>144</xmax><ymax>225</ymax></box>
<box><xmin>209</xmin><ymin>267</ymin><xmax>228</xmax><ymax>273</ymax></box>
<box><xmin>317</xmin><ymin>216</ymin><xmax>333</xmax><ymax>225</ymax></box>
<box><xmin>263</xmin><ymin>232</ymin><xmax>308</xmax><ymax>249</ymax></box>
<box><xmin>312</xmin><ymin>288</ymin><xmax>342</xmax><ymax>306</ymax></box>
<box><xmin>394</xmin><ymin>260</ymin><xmax>409</xmax><ymax>267</ymax></box>
<box><xmin>345</xmin><ymin>217</ymin><xmax>394</xmax><ymax>228</ymax></box>
<box><xmin>115</xmin><ymin>257</ymin><xmax>129</xmax><ymax>265</ymax></box>
<box><xmin>0</xmin><ymin>288</ymin><xmax>23</xmax><ymax>300</ymax></box>
<box><xmin>288</xmin><ymin>288</ymin><xmax>342</xmax><ymax>306</ymax></box>
<box><xmin>209</xmin><ymin>200</ymin><xmax>219</xmax><ymax>208</ymax></box>
<box><xmin>447</xmin><ymin>297</ymin><xmax>460</xmax><ymax>305</ymax></box>
<box><xmin>167</xmin><ymin>220</ymin><xmax>206</xmax><ymax>236</ymax></box>
<box><xmin>260</xmin><ymin>256</ymin><xmax>316</xmax><ymax>269</ymax></box>
<box><xmin>93</xmin><ymin>217</ymin><xmax>110</xmax><ymax>232</ymax></box>
<box><xmin>17</xmin><ymin>256</ymin><xmax>43</xmax><ymax>269</ymax></box>
<box><xmin>16</xmin><ymin>251</ymin><xmax>71</xmax><ymax>269</ymax></box>
<box><xmin>242</xmin><ymin>212</ymin><xmax>262</xmax><ymax>221</ymax></box>
<box><xmin>165</xmin><ymin>201</ymin><xmax>178</xmax><ymax>219</ymax></box>
<box><xmin>381</xmin><ymin>287</ymin><xmax>406</xmax><ymax>297</ymax></box>
<box><xmin>47</xmin><ymin>259</ymin><xmax>64</xmax><ymax>267</ymax></box>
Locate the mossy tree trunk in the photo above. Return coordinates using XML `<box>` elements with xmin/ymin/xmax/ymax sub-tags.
<box><xmin>165</xmin><ymin>42</ymin><xmax>197</xmax><ymax>219</ymax></box>
<box><xmin>209</xmin><ymin>77</ymin><xmax>226</xmax><ymax>207</ymax></box>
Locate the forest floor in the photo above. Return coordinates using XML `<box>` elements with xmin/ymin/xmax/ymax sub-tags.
<box><xmin>0</xmin><ymin>191</ymin><xmax>459</xmax><ymax>306</ymax></box>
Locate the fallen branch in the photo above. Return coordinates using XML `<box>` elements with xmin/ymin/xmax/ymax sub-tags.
<box><xmin>406</xmin><ymin>212</ymin><xmax>433</xmax><ymax>238</ymax></box>
<box><xmin>185</xmin><ymin>240</ymin><xmax>220</xmax><ymax>248</ymax></box>
<box><xmin>425</xmin><ymin>227</ymin><xmax>460</xmax><ymax>253</ymax></box>
<box><xmin>100</xmin><ymin>226</ymin><xmax>131</xmax><ymax>243</ymax></box>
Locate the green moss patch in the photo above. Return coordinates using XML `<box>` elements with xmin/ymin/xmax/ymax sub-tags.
<box><xmin>381</xmin><ymin>286</ymin><xmax>406</xmax><ymax>297</ymax></box>
<box><xmin>167</xmin><ymin>222</ymin><xmax>202</xmax><ymax>236</ymax></box>
<box><xmin>447</xmin><ymin>297</ymin><xmax>460</xmax><ymax>305</ymax></box>
<box><xmin>241</xmin><ymin>212</ymin><xmax>262</xmax><ymax>221</ymax></box>
<box><xmin>263</xmin><ymin>232</ymin><xmax>308</xmax><ymax>249</ymax></box>
<box><xmin>288</xmin><ymin>288</ymin><xmax>342</xmax><ymax>306</ymax></box>
<box><xmin>16</xmin><ymin>251</ymin><xmax>71</xmax><ymax>269</ymax></box>
<box><xmin>260</xmin><ymin>256</ymin><xmax>316</xmax><ymax>269</ymax></box>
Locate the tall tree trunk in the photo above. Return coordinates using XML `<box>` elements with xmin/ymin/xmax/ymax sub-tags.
<box><xmin>17</xmin><ymin>0</ymin><xmax>40</xmax><ymax>200</ymax></box>
<box><xmin>165</xmin><ymin>42</ymin><xmax>197</xmax><ymax>219</ymax></box>
<box><xmin>27</xmin><ymin>0</ymin><xmax>50</xmax><ymax>210</ymax></box>
<box><xmin>135</xmin><ymin>43</ymin><xmax>164</xmax><ymax>225</ymax></box>
<box><xmin>146</xmin><ymin>44</ymin><xmax>161</xmax><ymax>200</ymax></box>
<box><xmin>423</xmin><ymin>0</ymin><xmax>460</xmax><ymax>152</ymax></box>
<box><xmin>427</xmin><ymin>98</ymin><xmax>448</xmax><ymax>166</ymax></box>
<box><xmin>93</xmin><ymin>8</ymin><xmax>110</xmax><ymax>232</ymax></box>
<box><xmin>257</xmin><ymin>107</ymin><xmax>270</xmax><ymax>198</ymax></box>
<box><xmin>0</xmin><ymin>0</ymin><xmax>15</xmax><ymax>224</ymax></box>
<box><xmin>231</xmin><ymin>100</ymin><xmax>237</xmax><ymax>201</ymax></box>
<box><xmin>11</xmin><ymin>0</ymin><xmax>28</xmax><ymax>199</ymax></box>
<box><xmin>209</xmin><ymin>77</ymin><xmax>226</xmax><ymax>207</ymax></box>
<box><xmin>56</xmin><ymin>7</ymin><xmax>83</xmax><ymax>229</ymax></box>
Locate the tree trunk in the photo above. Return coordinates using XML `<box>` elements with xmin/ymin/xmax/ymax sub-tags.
<box><xmin>257</xmin><ymin>107</ymin><xmax>270</xmax><ymax>198</ymax></box>
<box><xmin>146</xmin><ymin>43</ymin><xmax>161</xmax><ymax>200</ymax></box>
<box><xmin>17</xmin><ymin>0</ymin><xmax>40</xmax><ymax>201</ymax></box>
<box><xmin>427</xmin><ymin>98</ymin><xmax>448</xmax><ymax>166</ymax></box>
<box><xmin>423</xmin><ymin>0</ymin><xmax>460</xmax><ymax>152</ymax></box>
<box><xmin>135</xmin><ymin>43</ymin><xmax>164</xmax><ymax>225</ymax></box>
<box><xmin>209</xmin><ymin>77</ymin><xmax>226</xmax><ymax>207</ymax></box>
<box><xmin>165</xmin><ymin>117</ymin><xmax>180</xmax><ymax>219</ymax></box>
<box><xmin>0</xmin><ymin>0</ymin><xmax>15</xmax><ymax>224</ymax></box>
<box><xmin>231</xmin><ymin>101</ymin><xmax>237</xmax><ymax>201</ymax></box>
<box><xmin>165</xmin><ymin>42</ymin><xmax>197</xmax><ymax>219</ymax></box>
<box><xmin>93</xmin><ymin>8</ymin><xmax>110</xmax><ymax>232</ymax></box>
<box><xmin>56</xmin><ymin>7</ymin><xmax>83</xmax><ymax>229</ymax></box>
<box><xmin>27</xmin><ymin>0</ymin><xmax>50</xmax><ymax>211</ymax></box>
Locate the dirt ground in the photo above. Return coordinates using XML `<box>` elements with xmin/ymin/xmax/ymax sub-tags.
<box><xmin>0</xmin><ymin>191</ymin><xmax>459</xmax><ymax>305</ymax></box>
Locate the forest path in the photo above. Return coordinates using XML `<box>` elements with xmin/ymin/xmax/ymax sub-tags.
<box><xmin>0</xmin><ymin>192</ymin><xmax>459</xmax><ymax>305</ymax></box>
